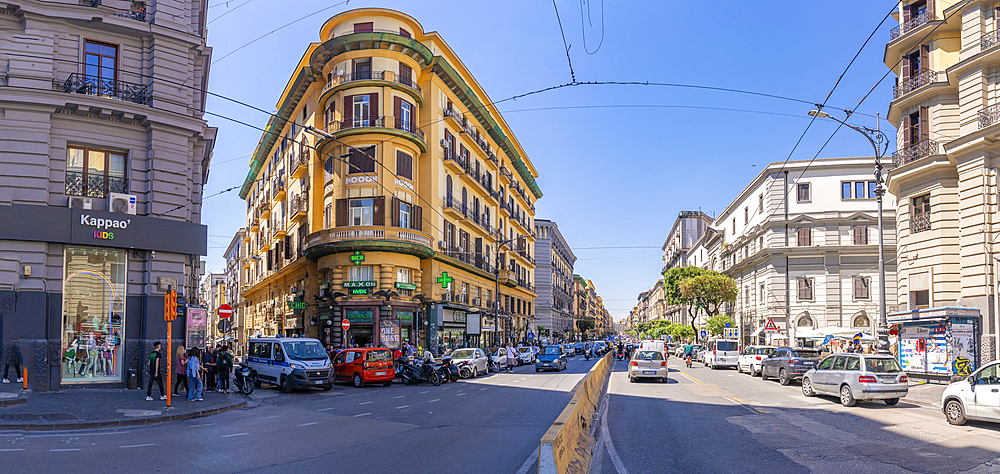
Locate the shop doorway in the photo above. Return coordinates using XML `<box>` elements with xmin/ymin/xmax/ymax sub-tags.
<box><xmin>350</xmin><ymin>333</ymin><xmax>372</xmax><ymax>348</ymax></box>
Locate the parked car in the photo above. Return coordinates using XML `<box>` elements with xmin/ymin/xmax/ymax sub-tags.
<box><xmin>942</xmin><ymin>360</ymin><xmax>1000</xmax><ymax>425</ymax></box>
<box><xmin>629</xmin><ymin>349</ymin><xmax>668</xmax><ymax>383</ymax></box>
<box><xmin>801</xmin><ymin>353</ymin><xmax>908</xmax><ymax>406</ymax></box>
<box><xmin>574</xmin><ymin>342</ymin><xmax>586</xmax><ymax>355</ymax></box>
<box><xmin>695</xmin><ymin>346</ymin><xmax>709</xmax><ymax>363</ymax></box>
<box><xmin>247</xmin><ymin>337</ymin><xmax>334</xmax><ymax>392</ymax></box>
<box><xmin>704</xmin><ymin>339</ymin><xmax>739</xmax><ymax>369</ymax></box>
<box><xmin>489</xmin><ymin>349</ymin><xmax>511</xmax><ymax>371</ymax></box>
<box><xmin>516</xmin><ymin>346</ymin><xmax>536</xmax><ymax>364</ymax></box>
<box><xmin>738</xmin><ymin>345</ymin><xmax>777</xmax><ymax>376</ymax></box>
<box><xmin>449</xmin><ymin>347</ymin><xmax>489</xmax><ymax>378</ymax></box>
<box><xmin>332</xmin><ymin>347</ymin><xmax>395</xmax><ymax>388</ymax></box>
<box><xmin>536</xmin><ymin>345</ymin><xmax>568</xmax><ymax>372</ymax></box>
<box><xmin>761</xmin><ymin>347</ymin><xmax>822</xmax><ymax>385</ymax></box>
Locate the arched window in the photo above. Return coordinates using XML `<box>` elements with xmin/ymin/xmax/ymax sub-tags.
<box><xmin>462</xmin><ymin>187</ymin><xmax>468</xmax><ymax>212</ymax></box>
<box><xmin>446</xmin><ymin>175</ymin><xmax>453</xmax><ymax>198</ymax></box>
<box><xmin>853</xmin><ymin>312</ymin><xmax>870</xmax><ymax>328</ymax></box>
<box><xmin>796</xmin><ymin>313</ymin><xmax>813</xmax><ymax>328</ymax></box>
<box><xmin>474</xmin><ymin>197</ymin><xmax>480</xmax><ymax>218</ymax></box>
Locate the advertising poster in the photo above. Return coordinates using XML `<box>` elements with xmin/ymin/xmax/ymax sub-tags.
<box><xmin>926</xmin><ymin>333</ymin><xmax>948</xmax><ymax>373</ymax></box>
<box><xmin>951</xmin><ymin>321</ymin><xmax>976</xmax><ymax>375</ymax></box>
<box><xmin>186</xmin><ymin>306</ymin><xmax>207</xmax><ymax>350</ymax></box>
<box><xmin>899</xmin><ymin>338</ymin><xmax>924</xmax><ymax>372</ymax></box>
<box><xmin>380</xmin><ymin>319</ymin><xmax>401</xmax><ymax>349</ymax></box>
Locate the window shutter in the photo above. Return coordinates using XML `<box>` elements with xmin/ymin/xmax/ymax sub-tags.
<box><xmin>901</xmin><ymin>55</ymin><xmax>910</xmax><ymax>83</ymax></box>
<box><xmin>902</xmin><ymin>4</ymin><xmax>912</xmax><ymax>23</ymax></box>
<box><xmin>394</xmin><ymin>96</ymin><xmax>402</xmax><ymax>129</ymax></box>
<box><xmin>343</xmin><ymin>95</ymin><xmax>353</xmax><ymax>125</ymax></box>
<box><xmin>902</xmin><ymin>114</ymin><xmax>912</xmax><ymax>148</ymax></box>
<box><xmin>920</xmin><ymin>44</ymin><xmax>929</xmax><ymax>74</ymax></box>
<box><xmin>391</xmin><ymin>196</ymin><xmax>400</xmax><ymax>227</ymax></box>
<box><xmin>996</xmin><ymin>6</ymin><xmax>1000</xmax><ymax>32</ymax></box>
<box><xmin>370</xmin><ymin>93</ymin><xmax>379</xmax><ymax>122</ymax></box>
<box><xmin>373</xmin><ymin>195</ymin><xmax>385</xmax><ymax>226</ymax></box>
<box><xmin>919</xmin><ymin>106</ymin><xmax>929</xmax><ymax>143</ymax></box>
<box><xmin>412</xmin><ymin>205</ymin><xmax>422</xmax><ymax>231</ymax></box>
<box><xmin>926</xmin><ymin>0</ymin><xmax>935</xmax><ymax>19</ymax></box>
<box><xmin>336</xmin><ymin>198</ymin><xmax>348</xmax><ymax>227</ymax></box>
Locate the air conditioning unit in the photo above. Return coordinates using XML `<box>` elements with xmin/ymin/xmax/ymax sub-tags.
<box><xmin>107</xmin><ymin>193</ymin><xmax>137</xmax><ymax>215</ymax></box>
<box><xmin>69</xmin><ymin>196</ymin><xmax>93</xmax><ymax>210</ymax></box>
<box><xmin>438</xmin><ymin>241</ymin><xmax>447</xmax><ymax>250</ymax></box>
<box><xmin>443</xmin><ymin>292</ymin><xmax>453</xmax><ymax>302</ymax></box>
<box><xmin>473</xmin><ymin>297</ymin><xmax>481</xmax><ymax>306</ymax></box>
<box><xmin>440</xmin><ymin>139</ymin><xmax>449</xmax><ymax>149</ymax></box>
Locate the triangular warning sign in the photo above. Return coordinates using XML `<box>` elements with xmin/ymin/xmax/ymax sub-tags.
<box><xmin>764</xmin><ymin>318</ymin><xmax>779</xmax><ymax>331</ymax></box>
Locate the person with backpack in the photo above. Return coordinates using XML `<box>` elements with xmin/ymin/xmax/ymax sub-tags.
<box><xmin>145</xmin><ymin>341</ymin><xmax>166</xmax><ymax>401</ymax></box>
<box><xmin>202</xmin><ymin>345</ymin><xmax>217</xmax><ymax>392</ymax></box>
<box><xmin>216</xmin><ymin>345</ymin><xmax>233</xmax><ymax>394</ymax></box>
<box><xmin>186</xmin><ymin>347</ymin><xmax>203</xmax><ymax>401</ymax></box>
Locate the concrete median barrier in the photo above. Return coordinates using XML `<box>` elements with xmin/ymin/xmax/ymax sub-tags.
<box><xmin>538</xmin><ymin>352</ymin><xmax>613</xmax><ymax>473</ymax></box>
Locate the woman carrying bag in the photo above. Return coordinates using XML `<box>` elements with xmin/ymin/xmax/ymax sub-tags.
<box><xmin>173</xmin><ymin>345</ymin><xmax>188</xmax><ymax>396</ymax></box>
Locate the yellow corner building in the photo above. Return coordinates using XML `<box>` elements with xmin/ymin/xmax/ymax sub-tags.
<box><xmin>238</xmin><ymin>8</ymin><xmax>541</xmax><ymax>353</ymax></box>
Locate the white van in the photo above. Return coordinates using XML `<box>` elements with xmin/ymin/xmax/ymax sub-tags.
<box><xmin>704</xmin><ymin>339</ymin><xmax>740</xmax><ymax>370</ymax></box>
<box><xmin>639</xmin><ymin>340</ymin><xmax>668</xmax><ymax>359</ymax></box>
<box><xmin>247</xmin><ymin>337</ymin><xmax>333</xmax><ymax>392</ymax></box>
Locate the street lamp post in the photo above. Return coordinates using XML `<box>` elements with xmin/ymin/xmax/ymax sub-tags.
<box><xmin>494</xmin><ymin>237</ymin><xmax>517</xmax><ymax>347</ymax></box>
<box><xmin>809</xmin><ymin>109</ymin><xmax>891</xmax><ymax>354</ymax></box>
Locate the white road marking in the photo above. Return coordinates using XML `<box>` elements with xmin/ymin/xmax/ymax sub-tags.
<box><xmin>429</xmin><ymin>399</ymin><xmax>441</xmax><ymax>403</ymax></box>
<box><xmin>189</xmin><ymin>423</ymin><xmax>216</xmax><ymax>427</ymax></box>
<box><xmin>515</xmin><ymin>446</ymin><xmax>539</xmax><ymax>474</ymax></box>
<box><xmin>420</xmin><ymin>390</ymin><xmax>430</xmax><ymax>394</ymax></box>
<box><xmin>675</xmin><ymin>371</ymin><xmax>700</xmax><ymax>384</ymax></box>
<box><xmin>724</xmin><ymin>397</ymin><xmax>760</xmax><ymax>415</ymax></box>
<box><xmin>359</xmin><ymin>401</ymin><xmax>373</xmax><ymax>405</ymax></box>
<box><xmin>599</xmin><ymin>388</ymin><xmax>629</xmax><ymax>474</ymax></box>
<box><xmin>262</xmin><ymin>415</ymin><xmax>280</xmax><ymax>419</ymax></box>
<box><xmin>297</xmin><ymin>422</ymin><xmax>319</xmax><ymax>427</ymax></box>
<box><xmin>480</xmin><ymin>388</ymin><xmax>488</xmax><ymax>391</ymax></box>
<box><xmin>457</xmin><ymin>393</ymin><xmax>466</xmax><ymax>396</ymax></box>
<box><xmin>49</xmin><ymin>449</ymin><xmax>81</xmax><ymax>452</ymax></box>
<box><xmin>394</xmin><ymin>395</ymin><xmax>405</xmax><ymax>399</ymax></box>
<box><xmin>0</xmin><ymin>449</ymin><xmax>25</xmax><ymax>452</ymax></box>
<box><xmin>120</xmin><ymin>443</ymin><xmax>155</xmax><ymax>448</ymax></box>
<box><xmin>317</xmin><ymin>407</ymin><xmax>336</xmax><ymax>411</ymax></box>
<box><xmin>220</xmin><ymin>433</ymin><xmax>249</xmax><ymax>438</ymax></box>
<box><xmin>26</xmin><ymin>432</ymin><xmax>129</xmax><ymax>438</ymax></box>
<box><xmin>354</xmin><ymin>412</ymin><xmax>371</xmax><ymax>417</ymax></box>
<box><xmin>396</xmin><ymin>405</ymin><xmax>410</xmax><ymax>409</ymax></box>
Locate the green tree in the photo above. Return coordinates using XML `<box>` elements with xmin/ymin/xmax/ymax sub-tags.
<box><xmin>664</xmin><ymin>266</ymin><xmax>709</xmax><ymax>341</ymax></box>
<box><xmin>576</xmin><ymin>317</ymin><xmax>595</xmax><ymax>334</ymax></box>
<box><xmin>680</xmin><ymin>272</ymin><xmax>738</xmax><ymax>343</ymax></box>
<box><xmin>670</xmin><ymin>324</ymin><xmax>694</xmax><ymax>340</ymax></box>
<box><xmin>705</xmin><ymin>314</ymin><xmax>736</xmax><ymax>336</ymax></box>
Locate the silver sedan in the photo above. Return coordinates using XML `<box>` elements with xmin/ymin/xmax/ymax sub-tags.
<box><xmin>801</xmin><ymin>353</ymin><xmax>908</xmax><ymax>406</ymax></box>
<box><xmin>628</xmin><ymin>350</ymin><xmax>668</xmax><ymax>383</ymax></box>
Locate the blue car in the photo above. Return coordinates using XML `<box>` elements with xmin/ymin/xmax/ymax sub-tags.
<box><xmin>535</xmin><ymin>345</ymin><xmax>568</xmax><ymax>372</ymax></box>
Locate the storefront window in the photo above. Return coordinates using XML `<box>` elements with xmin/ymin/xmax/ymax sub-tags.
<box><xmin>62</xmin><ymin>247</ymin><xmax>126</xmax><ymax>383</ymax></box>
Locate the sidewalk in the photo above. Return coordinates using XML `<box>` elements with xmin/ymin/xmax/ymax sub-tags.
<box><xmin>0</xmin><ymin>383</ymin><xmax>246</xmax><ymax>430</ymax></box>
<box><xmin>902</xmin><ymin>380</ymin><xmax>948</xmax><ymax>409</ymax></box>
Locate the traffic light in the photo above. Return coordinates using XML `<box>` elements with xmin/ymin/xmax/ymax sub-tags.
<box><xmin>164</xmin><ymin>290</ymin><xmax>177</xmax><ymax>322</ymax></box>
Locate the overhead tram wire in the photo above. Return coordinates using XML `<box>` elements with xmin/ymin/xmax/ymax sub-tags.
<box><xmin>211</xmin><ymin>0</ymin><xmax>350</xmax><ymax>65</ymax></box>
<box><xmin>207</xmin><ymin>0</ymin><xmax>253</xmax><ymax>25</ymax></box>
<box><xmin>551</xmin><ymin>0</ymin><xmax>576</xmax><ymax>83</ymax></box>
<box><xmin>580</xmin><ymin>0</ymin><xmax>605</xmax><ymax>55</ymax></box>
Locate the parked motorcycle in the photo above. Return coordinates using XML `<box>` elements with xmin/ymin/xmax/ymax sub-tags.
<box><xmin>417</xmin><ymin>359</ymin><xmax>443</xmax><ymax>386</ymax></box>
<box><xmin>396</xmin><ymin>356</ymin><xmax>423</xmax><ymax>385</ymax></box>
<box><xmin>440</xmin><ymin>356</ymin><xmax>460</xmax><ymax>383</ymax></box>
<box><xmin>234</xmin><ymin>362</ymin><xmax>255</xmax><ymax>395</ymax></box>
<box><xmin>457</xmin><ymin>361</ymin><xmax>474</xmax><ymax>379</ymax></box>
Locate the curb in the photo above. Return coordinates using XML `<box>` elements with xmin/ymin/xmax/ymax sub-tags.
<box><xmin>0</xmin><ymin>396</ymin><xmax>27</xmax><ymax>407</ymax></box>
<box><xmin>0</xmin><ymin>399</ymin><xmax>247</xmax><ymax>431</ymax></box>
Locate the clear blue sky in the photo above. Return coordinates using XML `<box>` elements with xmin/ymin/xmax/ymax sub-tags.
<box><xmin>201</xmin><ymin>0</ymin><xmax>899</xmax><ymax>321</ymax></box>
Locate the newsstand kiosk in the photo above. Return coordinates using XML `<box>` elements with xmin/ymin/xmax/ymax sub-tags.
<box><xmin>888</xmin><ymin>307</ymin><xmax>980</xmax><ymax>381</ymax></box>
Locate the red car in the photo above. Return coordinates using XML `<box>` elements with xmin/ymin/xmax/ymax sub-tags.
<box><xmin>333</xmin><ymin>347</ymin><xmax>395</xmax><ymax>387</ymax></box>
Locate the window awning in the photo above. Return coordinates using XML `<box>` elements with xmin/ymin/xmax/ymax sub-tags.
<box><xmin>750</xmin><ymin>327</ymin><xmax>764</xmax><ymax>337</ymax></box>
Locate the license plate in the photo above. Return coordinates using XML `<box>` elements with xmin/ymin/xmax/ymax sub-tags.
<box><xmin>643</xmin><ymin>371</ymin><xmax>656</xmax><ymax>375</ymax></box>
<box><xmin>803</xmin><ymin>362</ymin><xmax>814</xmax><ymax>365</ymax></box>
<box><xmin>879</xmin><ymin>377</ymin><xmax>896</xmax><ymax>383</ymax></box>
<box><xmin>375</xmin><ymin>371</ymin><xmax>386</xmax><ymax>376</ymax></box>
<box><xmin>314</xmin><ymin>381</ymin><xmax>323</xmax><ymax>385</ymax></box>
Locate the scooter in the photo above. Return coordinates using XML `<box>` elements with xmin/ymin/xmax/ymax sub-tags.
<box><xmin>233</xmin><ymin>362</ymin><xmax>255</xmax><ymax>395</ymax></box>
<box><xmin>457</xmin><ymin>361</ymin><xmax>475</xmax><ymax>379</ymax></box>
<box><xmin>439</xmin><ymin>356</ymin><xmax>460</xmax><ymax>383</ymax></box>
<box><xmin>585</xmin><ymin>350</ymin><xmax>591</xmax><ymax>361</ymax></box>
<box><xmin>417</xmin><ymin>359</ymin><xmax>444</xmax><ymax>386</ymax></box>
<box><xmin>396</xmin><ymin>356</ymin><xmax>423</xmax><ymax>385</ymax></box>
<box><xmin>616</xmin><ymin>349</ymin><xmax>625</xmax><ymax>361</ymax></box>
<box><xmin>685</xmin><ymin>354</ymin><xmax>693</xmax><ymax>368</ymax></box>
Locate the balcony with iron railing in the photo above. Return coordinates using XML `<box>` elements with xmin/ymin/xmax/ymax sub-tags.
<box><xmin>320</xmin><ymin>70</ymin><xmax>422</xmax><ymax>100</ymax></box>
<box><xmin>979</xmin><ymin>104</ymin><xmax>1000</xmax><ymax>129</ymax></box>
<box><xmin>892</xmin><ymin>138</ymin><xmax>940</xmax><ymax>168</ymax></box>
<box><xmin>892</xmin><ymin>69</ymin><xmax>941</xmax><ymax>100</ymax></box>
<box><xmin>304</xmin><ymin>225</ymin><xmax>434</xmax><ymax>260</ymax></box>
<box><xmin>911</xmin><ymin>213</ymin><xmax>931</xmax><ymax>233</ymax></box>
<box><xmin>983</xmin><ymin>30</ymin><xmax>1000</xmax><ymax>52</ymax></box>
<box><xmin>63</xmin><ymin>73</ymin><xmax>150</xmax><ymax>106</ymax></box>
<box><xmin>325</xmin><ymin>115</ymin><xmax>426</xmax><ymax>148</ymax></box>
<box><xmin>443</xmin><ymin>193</ymin><xmax>469</xmax><ymax>221</ymax></box>
<box><xmin>272</xmin><ymin>181</ymin><xmax>286</xmax><ymax>201</ymax></box>
<box><xmin>890</xmin><ymin>11</ymin><xmax>937</xmax><ymax>41</ymax></box>
<box><xmin>65</xmin><ymin>171</ymin><xmax>128</xmax><ymax>198</ymax></box>
<box><xmin>290</xmin><ymin>150</ymin><xmax>309</xmax><ymax>179</ymax></box>
<box><xmin>290</xmin><ymin>195</ymin><xmax>308</xmax><ymax>223</ymax></box>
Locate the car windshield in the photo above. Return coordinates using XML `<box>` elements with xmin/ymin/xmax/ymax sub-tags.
<box><xmin>635</xmin><ymin>351</ymin><xmax>663</xmax><ymax>361</ymax></box>
<box><xmin>544</xmin><ymin>346</ymin><xmax>562</xmax><ymax>355</ymax></box>
<box><xmin>451</xmin><ymin>349</ymin><xmax>476</xmax><ymax>359</ymax></box>
<box><xmin>366</xmin><ymin>350</ymin><xmax>393</xmax><ymax>362</ymax></box>
<box><xmin>791</xmin><ymin>350</ymin><xmax>820</xmax><ymax>358</ymax></box>
<box><xmin>282</xmin><ymin>341</ymin><xmax>328</xmax><ymax>360</ymax></box>
<box><xmin>759</xmin><ymin>347</ymin><xmax>777</xmax><ymax>356</ymax></box>
<box><xmin>865</xmin><ymin>357</ymin><xmax>902</xmax><ymax>373</ymax></box>
<box><xmin>716</xmin><ymin>341</ymin><xmax>738</xmax><ymax>351</ymax></box>
<box><xmin>517</xmin><ymin>348</ymin><xmax>531</xmax><ymax>354</ymax></box>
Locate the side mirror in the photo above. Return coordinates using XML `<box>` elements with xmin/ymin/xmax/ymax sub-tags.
<box><xmin>968</xmin><ymin>376</ymin><xmax>977</xmax><ymax>385</ymax></box>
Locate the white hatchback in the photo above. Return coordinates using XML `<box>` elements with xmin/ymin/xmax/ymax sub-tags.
<box><xmin>942</xmin><ymin>361</ymin><xmax>1000</xmax><ymax>425</ymax></box>
<box><xmin>738</xmin><ymin>345</ymin><xmax>777</xmax><ymax>376</ymax></box>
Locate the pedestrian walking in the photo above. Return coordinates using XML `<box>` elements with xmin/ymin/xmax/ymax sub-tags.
<box><xmin>505</xmin><ymin>344</ymin><xmax>517</xmax><ymax>373</ymax></box>
<box><xmin>203</xmin><ymin>345</ymin><xmax>217</xmax><ymax>392</ymax></box>
<box><xmin>145</xmin><ymin>341</ymin><xmax>166</xmax><ymax>401</ymax></box>
<box><xmin>216</xmin><ymin>345</ymin><xmax>233</xmax><ymax>393</ymax></box>
<box><xmin>187</xmin><ymin>347</ymin><xmax>203</xmax><ymax>401</ymax></box>
<box><xmin>2</xmin><ymin>345</ymin><xmax>23</xmax><ymax>384</ymax></box>
<box><xmin>173</xmin><ymin>345</ymin><xmax>189</xmax><ymax>396</ymax></box>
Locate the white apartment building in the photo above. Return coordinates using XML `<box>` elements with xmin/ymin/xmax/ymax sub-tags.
<box><xmin>661</xmin><ymin>211</ymin><xmax>713</xmax><ymax>324</ymax></box>
<box><xmin>689</xmin><ymin>158</ymin><xmax>897</xmax><ymax>344</ymax></box>
<box><xmin>885</xmin><ymin>0</ymin><xmax>1000</xmax><ymax>361</ymax></box>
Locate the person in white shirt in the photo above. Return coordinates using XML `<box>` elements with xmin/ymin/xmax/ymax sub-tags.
<box><xmin>505</xmin><ymin>344</ymin><xmax>517</xmax><ymax>373</ymax></box>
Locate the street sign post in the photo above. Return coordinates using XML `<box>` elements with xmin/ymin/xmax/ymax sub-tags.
<box><xmin>163</xmin><ymin>288</ymin><xmax>177</xmax><ymax>408</ymax></box>
<box><xmin>217</xmin><ymin>304</ymin><xmax>233</xmax><ymax>319</ymax></box>
<box><xmin>218</xmin><ymin>319</ymin><xmax>233</xmax><ymax>334</ymax></box>
<box><xmin>342</xmin><ymin>319</ymin><xmax>351</xmax><ymax>331</ymax></box>
<box><xmin>764</xmin><ymin>318</ymin><xmax>779</xmax><ymax>332</ymax></box>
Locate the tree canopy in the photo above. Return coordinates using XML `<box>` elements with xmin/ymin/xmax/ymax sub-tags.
<box><xmin>706</xmin><ymin>314</ymin><xmax>736</xmax><ymax>336</ymax></box>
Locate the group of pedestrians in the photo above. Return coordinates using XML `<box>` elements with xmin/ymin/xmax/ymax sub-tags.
<box><xmin>145</xmin><ymin>342</ymin><xmax>234</xmax><ymax>402</ymax></box>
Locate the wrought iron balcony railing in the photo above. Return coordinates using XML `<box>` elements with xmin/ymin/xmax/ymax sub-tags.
<box><xmin>890</xmin><ymin>11</ymin><xmax>936</xmax><ymax>40</ymax></box>
<box><xmin>65</xmin><ymin>171</ymin><xmax>128</xmax><ymax>198</ymax></box>
<box><xmin>116</xmin><ymin>7</ymin><xmax>148</xmax><ymax>22</ymax></box>
<box><xmin>893</xmin><ymin>69</ymin><xmax>940</xmax><ymax>99</ymax></box>
<box><xmin>321</xmin><ymin>70</ymin><xmax>421</xmax><ymax>95</ymax></box>
<box><xmin>63</xmin><ymin>73</ymin><xmax>150</xmax><ymax>105</ymax></box>
<box><xmin>979</xmin><ymin>104</ymin><xmax>1000</xmax><ymax>129</ymax></box>
<box><xmin>911</xmin><ymin>213</ymin><xmax>931</xmax><ymax>233</ymax></box>
<box><xmin>892</xmin><ymin>138</ymin><xmax>939</xmax><ymax>167</ymax></box>
<box><xmin>983</xmin><ymin>31</ymin><xmax>1000</xmax><ymax>52</ymax></box>
<box><xmin>325</xmin><ymin>115</ymin><xmax>425</xmax><ymax>140</ymax></box>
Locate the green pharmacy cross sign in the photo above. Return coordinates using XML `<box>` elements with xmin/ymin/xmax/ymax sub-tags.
<box><xmin>350</xmin><ymin>251</ymin><xmax>365</xmax><ymax>265</ymax></box>
<box><xmin>436</xmin><ymin>272</ymin><xmax>453</xmax><ymax>289</ymax></box>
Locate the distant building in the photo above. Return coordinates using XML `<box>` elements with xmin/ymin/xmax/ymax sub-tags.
<box><xmin>661</xmin><ymin>211</ymin><xmax>713</xmax><ymax>325</ymax></box>
<box><xmin>200</xmin><ymin>273</ymin><xmax>226</xmax><ymax>347</ymax></box>
<box><xmin>224</xmin><ymin>229</ymin><xmax>246</xmax><ymax>353</ymax></box>
<box><xmin>534</xmin><ymin>219</ymin><xmax>577</xmax><ymax>337</ymax></box>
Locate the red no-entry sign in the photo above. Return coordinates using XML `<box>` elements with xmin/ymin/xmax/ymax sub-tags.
<box><xmin>218</xmin><ymin>304</ymin><xmax>233</xmax><ymax>319</ymax></box>
<box><xmin>342</xmin><ymin>319</ymin><xmax>351</xmax><ymax>331</ymax></box>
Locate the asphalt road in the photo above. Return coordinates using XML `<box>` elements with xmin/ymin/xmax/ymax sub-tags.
<box><xmin>592</xmin><ymin>357</ymin><xmax>1000</xmax><ymax>474</ymax></box>
<box><xmin>0</xmin><ymin>354</ymin><xmax>600</xmax><ymax>474</ymax></box>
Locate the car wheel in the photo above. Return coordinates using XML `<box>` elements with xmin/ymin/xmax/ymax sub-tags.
<box><xmin>629</xmin><ymin>376</ymin><xmax>634</xmax><ymax>383</ymax></box>
<box><xmin>459</xmin><ymin>366</ymin><xmax>472</xmax><ymax>379</ymax></box>
<box><xmin>840</xmin><ymin>384</ymin><xmax>856</xmax><ymax>407</ymax></box>
<box><xmin>660</xmin><ymin>377</ymin><xmax>667</xmax><ymax>383</ymax></box>
<box><xmin>322</xmin><ymin>383</ymin><xmax>332</xmax><ymax>391</ymax></box>
<box><xmin>253</xmin><ymin>373</ymin><xmax>261</xmax><ymax>388</ymax></box>
<box><xmin>779</xmin><ymin>369</ymin><xmax>790</xmax><ymax>386</ymax></box>
<box><xmin>760</xmin><ymin>367</ymin><xmax>768</xmax><ymax>381</ymax></box>
<box><xmin>353</xmin><ymin>373</ymin><xmax>364</xmax><ymax>388</ymax></box>
<box><xmin>753</xmin><ymin>365</ymin><xmax>761</xmax><ymax>377</ymax></box>
<box><xmin>945</xmin><ymin>399</ymin><xmax>967</xmax><ymax>425</ymax></box>
<box><xmin>737</xmin><ymin>363</ymin><xmax>743</xmax><ymax>374</ymax></box>
<box><xmin>383</xmin><ymin>380</ymin><xmax>392</xmax><ymax>387</ymax></box>
<box><xmin>801</xmin><ymin>377</ymin><xmax>815</xmax><ymax>397</ymax></box>
<box><xmin>535</xmin><ymin>368</ymin><xmax>540</xmax><ymax>373</ymax></box>
<box><xmin>884</xmin><ymin>398</ymin><xmax>899</xmax><ymax>406</ymax></box>
<box><xmin>280</xmin><ymin>374</ymin><xmax>292</xmax><ymax>393</ymax></box>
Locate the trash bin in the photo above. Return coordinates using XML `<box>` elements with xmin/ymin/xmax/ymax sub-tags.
<box><xmin>127</xmin><ymin>369</ymin><xmax>138</xmax><ymax>390</ymax></box>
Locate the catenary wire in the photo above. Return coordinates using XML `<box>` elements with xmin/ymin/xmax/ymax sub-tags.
<box><xmin>551</xmin><ymin>0</ymin><xmax>576</xmax><ymax>83</ymax></box>
<box><xmin>211</xmin><ymin>0</ymin><xmax>350</xmax><ymax>65</ymax></box>
<box><xmin>207</xmin><ymin>0</ymin><xmax>253</xmax><ymax>25</ymax></box>
<box><xmin>580</xmin><ymin>0</ymin><xmax>605</xmax><ymax>55</ymax></box>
